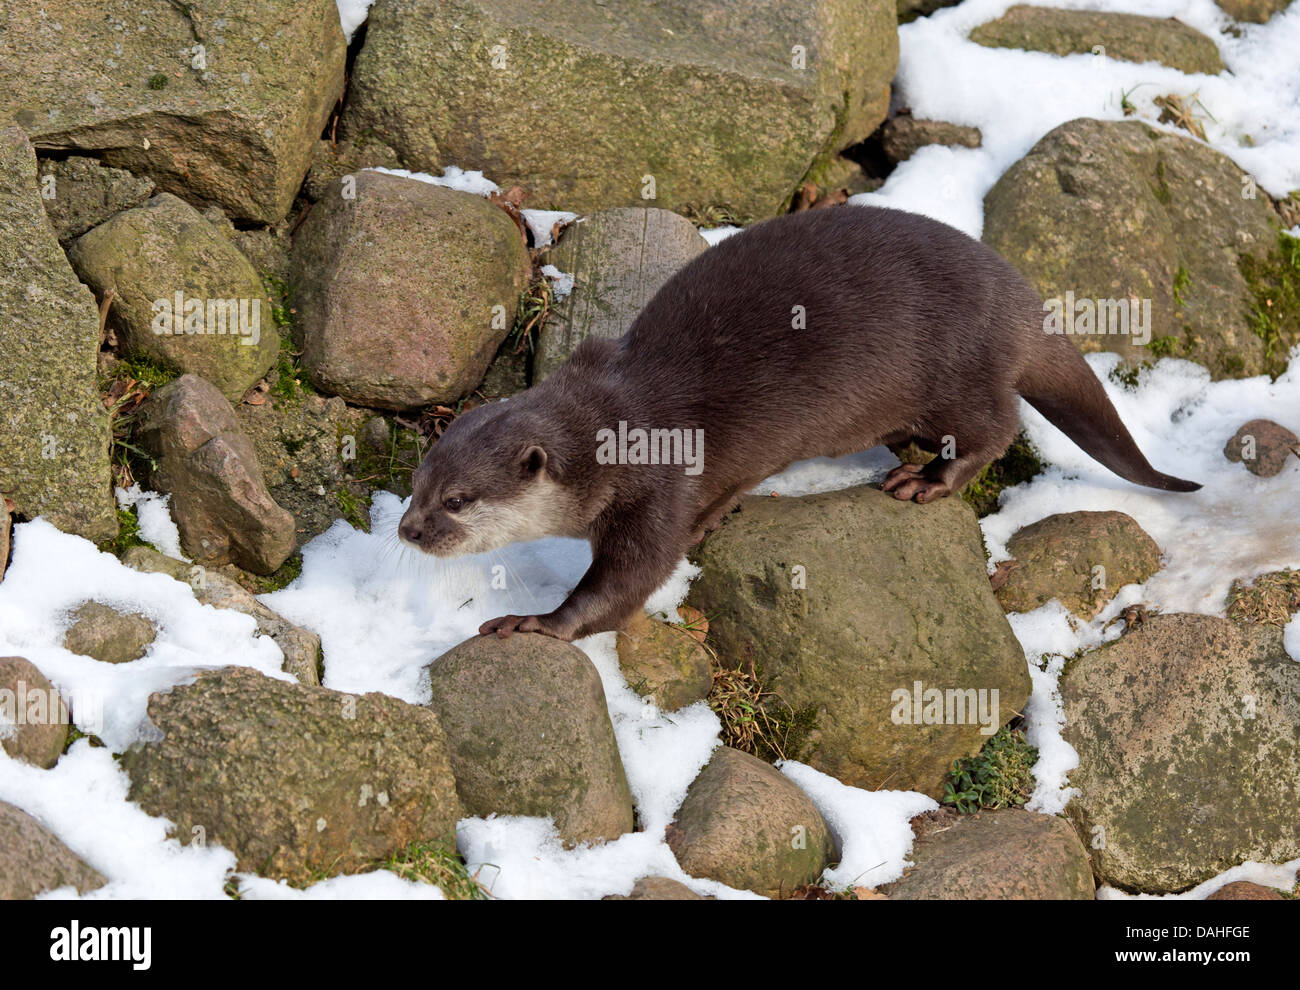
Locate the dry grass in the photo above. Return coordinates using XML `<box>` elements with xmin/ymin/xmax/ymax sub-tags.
<box><xmin>1226</xmin><ymin>568</ymin><xmax>1300</xmax><ymax>626</ymax></box>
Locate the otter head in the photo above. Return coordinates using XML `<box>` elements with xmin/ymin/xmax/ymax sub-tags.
<box><xmin>397</xmin><ymin>401</ymin><xmax>579</xmax><ymax>557</ymax></box>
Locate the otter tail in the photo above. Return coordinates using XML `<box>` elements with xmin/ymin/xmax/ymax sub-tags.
<box><xmin>1017</xmin><ymin>335</ymin><xmax>1202</xmax><ymax>493</ymax></box>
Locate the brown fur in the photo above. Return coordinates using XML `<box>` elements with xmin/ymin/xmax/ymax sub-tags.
<box><xmin>400</xmin><ymin>206</ymin><xmax>1199</xmax><ymax>640</ymax></box>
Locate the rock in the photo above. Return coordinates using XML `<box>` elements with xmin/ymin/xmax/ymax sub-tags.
<box><xmin>604</xmin><ymin>876</ymin><xmax>705</xmax><ymax>900</ymax></box>
<box><xmin>1224</xmin><ymin>419</ymin><xmax>1300</xmax><ymax>478</ymax></box>
<box><xmin>121</xmin><ymin>547</ymin><xmax>321</xmax><ymax>686</ymax></box>
<box><xmin>0</xmin><ymin>125</ymin><xmax>116</xmax><ymax>542</ymax></box>
<box><xmin>120</xmin><ymin>666</ymin><xmax>462</xmax><ymax>885</ymax></box>
<box><xmin>302</xmin><ymin>138</ymin><xmax>402</xmax><ymax>202</ymax></box>
<box><xmin>235</xmin><ymin>393</ymin><xmax>374</xmax><ymax>541</ymax></box>
<box><xmin>688</xmin><ymin>486</ymin><xmax>1031</xmax><ymax>798</ymax></box>
<box><xmin>884</xmin><ymin>808</ymin><xmax>1095</xmax><ymax>899</ymax></box>
<box><xmin>995</xmin><ymin>511</ymin><xmax>1164</xmax><ymax>617</ymax></box>
<box><xmin>67</xmin><ymin>193</ymin><xmax>280</xmax><ymax>402</ymax></box>
<box><xmin>880</xmin><ymin>115</ymin><xmax>982</xmax><ymax>165</ymax></box>
<box><xmin>0</xmin><ymin>502</ymin><xmax>9</xmax><ymax>583</ymax></box>
<box><xmin>667</xmin><ymin>746</ymin><xmax>834</xmax><ymax>897</ymax></box>
<box><xmin>1206</xmin><ymin>880</ymin><xmax>1285</xmax><ymax>900</ymax></box>
<box><xmin>897</xmin><ymin>0</ymin><xmax>962</xmax><ymax>25</ymax></box>
<box><xmin>1216</xmin><ymin>0</ymin><xmax>1293</xmax><ymax>23</ymax></box>
<box><xmin>0</xmin><ymin>657</ymin><xmax>69</xmax><ymax>768</ymax></box>
<box><xmin>0</xmin><ymin>0</ymin><xmax>346</xmax><ymax>223</ymax></box>
<box><xmin>37</xmin><ymin>156</ymin><xmax>155</xmax><ymax>242</ymax></box>
<box><xmin>536</xmin><ymin>207</ymin><xmax>709</xmax><ymax>381</ymax></box>
<box><xmin>615</xmin><ymin>614</ymin><xmax>713</xmax><ymax>712</ymax></box>
<box><xmin>984</xmin><ymin>118</ymin><xmax>1286</xmax><ymax>379</ymax></box>
<box><xmin>137</xmin><ymin>375</ymin><xmax>296</xmax><ymax>575</ymax></box>
<box><xmin>0</xmin><ymin>801</ymin><xmax>106</xmax><ymax>899</ymax></box>
<box><xmin>62</xmin><ymin>601</ymin><xmax>156</xmax><ymax>664</ymax></box>
<box><xmin>970</xmin><ymin>7</ymin><xmax>1225</xmax><ymax>75</ymax></box>
<box><xmin>1061</xmin><ymin>614</ymin><xmax>1300</xmax><ymax>893</ymax></box>
<box><xmin>425</xmin><ymin>634</ymin><xmax>634</xmax><ymax>845</ymax></box>
<box><xmin>290</xmin><ymin>171</ymin><xmax>532</xmax><ymax>409</ymax></box>
<box><xmin>343</xmin><ymin>0</ymin><xmax>898</xmax><ymax>219</ymax></box>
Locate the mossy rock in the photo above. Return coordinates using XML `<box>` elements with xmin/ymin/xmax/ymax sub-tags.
<box><xmin>342</xmin><ymin>0</ymin><xmax>897</xmax><ymax>219</ymax></box>
<box><xmin>1061</xmin><ymin>614</ymin><xmax>1300</xmax><ymax>893</ymax></box>
<box><xmin>425</xmin><ymin>634</ymin><xmax>635</xmax><ymax>846</ymax></box>
<box><xmin>970</xmin><ymin>6</ymin><xmax>1225</xmax><ymax>74</ymax></box>
<box><xmin>995</xmin><ymin>510</ymin><xmax>1164</xmax><ymax>617</ymax></box>
<box><xmin>667</xmin><ymin>746</ymin><xmax>834</xmax><ymax>897</ymax></box>
<box><xmin>984</xmin><ymin>118</ymin><xmax>1289</xmax><ymax>379</ymax></box>
<box><xmin>688</xmin><ymin>485</ymin><xmax>1031</xmax><ymax>798</ymax></box>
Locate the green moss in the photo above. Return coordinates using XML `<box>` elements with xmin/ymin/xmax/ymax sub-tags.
<box><xmin>1172</xmin><ymin>264</ymin><xmax>1191</xmax><ymax>307</ymax></box>
<box><xmin>96</xmin><ymin>506</ymin><xmax>156</xmax><ymax>556</ymax></box>
<box><xmin>262</xmin><ymin>274</ymin><xmax>316</xmax><ymax>402</ymax></box>
<box><xmin>1153</xmin><ymin>157</ymin><xmax>1172</xmax><ymax>205</ymax></box>
<box><xmin>334</xmin><ymin>488</ymin><xmax>371</xmax><ymax>532</ymax></box>
<box><xmin>147</xmin><ymin>73</ymin><xmax>168</xmax><ymax>90</ymax></box>
<box><xmin>378</xmin><ymin>840</ymin><xmax>490</xmax><ymax>900</ymax></box>
<box><xmin>1146</xmin><ymin>335</ymin><xmax>1181</xmax><ymax>359</ymax></box>
<box><xmin>245</xmin><ymin>553</ymin><xmax>303</xmax><ymax>594</ymax></box>
<box><xmin>110</xmin><ymin>355</ymin><xmax>179</xmax><ymax>389</ymax></box>
<box><xmin>942</xmin><ymin>726</ymin><xmax>1038</xmax><ymax>813</ymax></box>
<box><xmin>961</xmin><ymin>433</ymin><xmax>1045</xmax><ymax>517</ymax></box>
<box><xmin>1239</xmin><ymin>230</ymin><xmax>1300</xmax><ymax>379</ymax></box>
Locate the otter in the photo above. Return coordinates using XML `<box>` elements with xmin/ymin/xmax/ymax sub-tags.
<box><xmin>398</xmin><ymin>206</ymin><xmax>1199</xmax><ymax>641</ymax></box>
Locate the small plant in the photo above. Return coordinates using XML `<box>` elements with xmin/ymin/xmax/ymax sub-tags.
<box><xmin>509</xmin><ymin>275</ymin><xmax>552</xmax><ymax>356</ymax></box>
<box><xmin>961</xmin><ymin>433</ymin><xmax>1044</xmax><ymax>517</ymax></box>
<box><xmin>708</xmin><ymin>664</ymin><xmax>813</xmax><ymax>763</ymax></box>
<box><xmin>1226</xmin><ymin>568</ymin><xmax>1300</xmax><ymax>626</ymax></box>
<box><xmin>380</xmin><ymin>840</ymin><xmax>491</xmax><ymax>900</ymax></box>
<box><xmin>97</xmin><ymin>506</ymin><xmax>155</xmax><ymax>557</ymax></box>
<box><xmin>1239</xmin><ymin>230</ymin><xmax>1300</xmax><ymax>379</ymax></box>
<box><xmin>147</xmin><ymin>73</ymin><xmax>168</xmax><ymax>90</ymax></box>
<box><xmin>942</xmin><ymin>726</ymin><xmax>1038</xmax><ymax>814</ymax></box>
<box><xmin>334</xmin><ymin>487</ymin><xmax>370</xmax><ymax>531</ymax></box>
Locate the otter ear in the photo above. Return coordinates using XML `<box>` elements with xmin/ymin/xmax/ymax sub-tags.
<box><xmin>520</xmin><ymin>444</ymin><xmax>547</xmax><ymax>475</ymax></box>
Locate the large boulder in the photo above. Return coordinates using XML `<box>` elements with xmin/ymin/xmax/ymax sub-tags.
<box><xmin>424</xmin><ymin>634</ymin><xmax>635</xmax><ymax>845</ymax></box>
<box><xmin>884</xmin><ymin>808</ymin><xmax>1095</xmax><ymax>899</ymax></box>
<box><xmin>688</xmin><ymin>486</ymin><xmax>1031</xmax><ymax>798</ymax></box>
<box><xmin>137</xmin><ymin>375</ymin><xmax>296</xmax><ymax>575</ymax></box>
<box><xmin>1061</xmin><ymin>614</ymin><xmax>1300</xmax><ymax>893</ymax></box>
<box><xmin>970</xmin><ymin>7</ymin><xmax>1225</xmax><ymax>74</ymax></box>
<box><xmin>667</xmin><ymin>746</ymin><xmax>834</xmax><ymax>897</ymax></box>
<box><xmin>0</xmin><ymin>125</ymin><xmax>116</xmax><ymax>541</ymax></box>
<box><xmin>68</xmin><ymin>193</ymin><xmax>279</xmax><ymax>401</ymax></box>
<box><xmin>0</xmin><ymin>0</ymin><xmax>346</xmax><ymax>223</ymax></box>
<box><xmin>38</xmin><ymin>156</ymin><xmax>155</xmax><ymax>243</ymax></box>
<box><xmin>343</xmin><ymin>0</ymin><xmax>898</xmax><ymax>219</ymax></box>
<box><xmin>984</xmin><ymin>118</ymin><xmax>1289</xmax><ymax>379</ymax></box>
<box><xmin>0</xmin><ymin>657</ymin><xmax>69</xmax><ymax>769</ymax></box>
<box><xmin>536</xmin><ymin>207</ymin><xmax>708</xmax><ymax>381</ymax></box>
<box><xmin>0</xmin><ymin>801</ymin><xmax>106</xmax><ymax>899</ymax></box>
<box><xmin>120</xmin><ymin>666</ymin><xmax>463</xmax><ymax>885</ymax></box>
<box><xmin>995</xmin><ymin>511</ymin><xmax>1164</xmax><ymax>617</ymax></box>
<box><xmin>290</xmin><ymin>171</ymin><xmax>532</xmax><ymax>410</ymax></box>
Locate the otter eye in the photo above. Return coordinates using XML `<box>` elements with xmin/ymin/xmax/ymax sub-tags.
<box><xmin>443</xmin><ymin>496</ymin><xmax>469</xmax><ymax>512</ymax></box>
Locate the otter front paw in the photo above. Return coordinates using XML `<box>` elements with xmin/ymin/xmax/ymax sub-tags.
<box><xmin>478</xmin><ymin>613</ymin><xmax>578</xmax><ymax>641</ymax></box>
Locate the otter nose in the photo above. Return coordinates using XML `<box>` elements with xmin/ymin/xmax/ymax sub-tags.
<box><xmin>398</xmin><ymin>520</ymin><xmax>423</xmax><ymax>544</ymax></box>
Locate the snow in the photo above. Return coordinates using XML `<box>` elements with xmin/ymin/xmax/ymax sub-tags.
<box><xmin>850</xmin><ymin>0</ymin><xmax>1300</xmax><ymax>237</ymax></box>
<box><xmin>1286</xmin><ymin>612</ymin><xmax>1300</xmax><ymax>662</ymax></box>
<box><xmin>0</xmin><ymin>0</ymin><xmax>1294</xmax><ymax>902</ymax></box>
<box><xmin>115</xmin><ymin>484</ymin><xmax>187</xmax><ymax>561</ymax></box>
<box><xmin>335</xmin><ymin>0</ymin><xmax>376</xmax><ymax>45</ymax></box>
